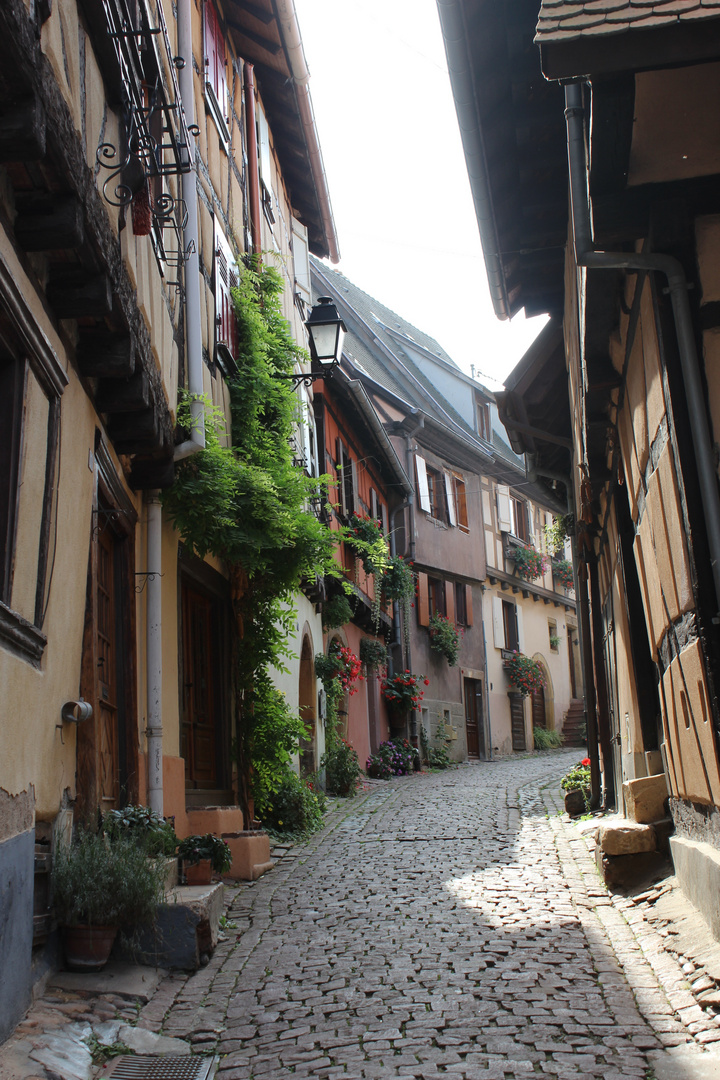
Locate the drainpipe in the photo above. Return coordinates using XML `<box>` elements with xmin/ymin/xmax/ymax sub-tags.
<box><xmin>175</xmin><ymin>0</ymin><xmax>205</xmax><ymax>461</ymax></box>
<box><xmin>243</xmin><ymin>63</ymin><xmax>262</xmax><ymax>260</ymax></box>
<box><xmin>403</xmin><ymin>417</ymin><xmax>424</xmax><ymax>741</ymax></box>
<box><xmin>146</xmin><ymin>491</ymin><xmax>163</xmax><ymax>814</ymax></box>
<box><xmin>565</xmin><ymin>81</ymin><xmax>720</xmax><ymax>617</ymax></box>
<box><xmin>526</xmin><ymin>453</ymin><xmax>601</xmax><ymax>806</ymax></box>
<box><xmin>388</xmin><ymin>499</ymin><xmax>410</xmax><ymax>678</ymax></box>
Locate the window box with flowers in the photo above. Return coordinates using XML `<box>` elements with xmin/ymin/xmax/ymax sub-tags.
<box><xmin>315</xmin><ymin>643</ymin><xmax>363</xmax><ymax>697</ymax></box>
<box><xmin>506</xmin><ymin>544</ymin><xmax>549</xmax><ymax>583</ymax></box>
<box><xmin>428</xmin><ymin>612</ymin><xmax>462</xmax><ymax>666</ymax></box>
<box><xmin>504</xmin><ymin>652</ymin><xmax>544</xmax><ymax>697</ymax></box>
<box><xmin>380</xmin><ymin>672</ymin><xmax>427</xmax><ymax>715</ymax></box>
<box><xmin>552</xmin><ymin>558</ymin><xmax>575</xmax><ymax>590</ymax></box>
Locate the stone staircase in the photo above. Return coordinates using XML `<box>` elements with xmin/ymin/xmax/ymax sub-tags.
<box><xmin>562</xmin><ymin>698</ymin><xmax>587</xmax><ymax>747</ymax></box>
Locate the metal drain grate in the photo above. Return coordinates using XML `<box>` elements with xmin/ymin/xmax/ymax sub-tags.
<box><xmin>101</xmin><ymin>1056</ymin><xmax>216</xmax><ymax>1080</ymax></box>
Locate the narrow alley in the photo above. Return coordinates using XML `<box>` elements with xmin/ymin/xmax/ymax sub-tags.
<box><xmin>137</xmin><ymin>752</ymin><xmax>720</xmax><ymax>1079</ymax></box>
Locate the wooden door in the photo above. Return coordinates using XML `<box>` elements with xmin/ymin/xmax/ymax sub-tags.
<box><xmin>97</xmin><ymin>522</ymin><xmax>120</xmax><ymax>807</ymax></box>
<box><xmin>464</xmin><ymin>678</ymin><xmax>484</xmax><ymax>759</ymax></box>
<box><xmin>510</xmin><ymin>692</ymin><xmax>526</xmax><ymax>751</ymax></box>
<box><xmin>531</xmin><ymin>685</ymin><xmax>546</xmax><ymax>729</ymax></box>
<box><xmin>298</xmin><ymin>636</ymin><xmax>316</xmax><ymax>778</ymax></box>
<box><xmin>182</xmin><ymin>583</ymin><xmax>217</xmax><ymax>787</ymax></box>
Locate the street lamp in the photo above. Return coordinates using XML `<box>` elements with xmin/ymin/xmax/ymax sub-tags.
<box><xmin>275</xmin><ymin>296</ymin><xmax>346</xmax><ymax>388</ymax></box>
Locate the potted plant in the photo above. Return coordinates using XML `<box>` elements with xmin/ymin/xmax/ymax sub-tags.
<box><xmin>561</xmin><ymin>757</ymin><xmax>592</xmax><ymax>816</ymax></box>
<box><xmin>177</xmin><ymin>833</ymin><xmax>232</xmax><ymax>884</ymax></box>
<box><xmin>314</xmin><ymin>643</ymin><xmax>363</xmax><ymax>696</ymax></box>
<box><xmin>380</xmin><ymin>671</ymin><xmax>427</xmax><ymax>715</ymax></box>
<box><xmin>102</xmin><ymin>804</ymin><xmax>179</xmax><ymax>888</ymax></box>
<box><xmin>552</xmin><ymin>558</ymin><xmax>575</xmax><ymax>590</ymax></box>
<box><xmin>359</xmin><ymin>637</ymin><xmax>387</xmax><ymax>669</ymax></box>
<box><xmin>504</xmin><ymin>651</ymin><xmax>544</xmax><ymax>697</ymax></box>
<box><xmin>428</xmin><ymin>612</ymin><xmax>462</xmax><ymax>666</ymax></box>
<box><xmin>507</xmin><ymin>545</ymin><xmax>548</xmax><ymax>582</ymax></box>
<box><xmin>52</xmin><ymin>829</ymin><xmax>167</xmax><ymax>971</ymax></box>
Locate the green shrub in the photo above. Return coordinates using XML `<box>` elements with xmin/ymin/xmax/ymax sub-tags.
<box><xmin>358</xmin><ymin>637</ymin><xmax>387</xmax><ymax>668</ymax></box>
<box><xmin>321</xmin><ymin>593</ymin><xmax>353</xmax><ymax>629</ymax></box>
<box><xmin>176</xmin><ymin>834</ymin><xmax>232</xmax><ymax>873</ymax></box>
<box><xmin>366</xmin><ymin>738</ymin><xmax>416</xmax><ymax>778</ymax></box>
<box><xmin>52</xmin><ymin>830</ymin><xmax>167</xmax><ymax>927</ymax></box>
<box><xmin>428</xmin><ymin>612</ymin><xmax>462</xmax><ymax>666</ymax></box>
<box><xmin>321</xmin><ymin>740</ymin><xmax>361</xmax><ymax>796</ymax></box>
<box><xmin>247</xmin><ymin>673</ymin><xmax>309</xmax><ymax>812</ymax></box>
<box><xmin>256</xmin><ymin>768</ymin><xmax>325</xmax><ymax>836</ymax></box>
<box><xmin>533</xmin><ymin>727</ymin><xmax>563</xmax><ymax>750</ymax></box>
<box><xmin>102</xmin><ymin>805</ymin><xmax>178</xmax><ymax>857</ymax></box>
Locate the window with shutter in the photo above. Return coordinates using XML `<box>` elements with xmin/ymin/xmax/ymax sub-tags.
<box><xmin>454</xmin><ymin>582</ymin><xmax>467</xmax><ymax>626</ymax></box>
<box><xmin>510</xmin><ymin>496</ymin><xmax>529</xmax><ymax>542</ymax></box>
<box><xmin>444</xmin><ymin>472</ymin><xmax>457</xmax><ymax>526</ymax></box>
<box><xmin>214</xmin><ymin>222</ymin><xmax>238</xmax><ymax>374</ymax></box>
<box><xmin>445</xmin><ymin>580</ymin><xmax>456</xmax><ymax>623</ymax></box>
<box><xmin>203</xmin><ymin>0</ymin><xmax>229</xmax><ymax>144</ymax></box>
<box><xmin>496</xmin><ymin>483</ymin><xmax>511</xmax><ymax>532</ymax></box>
<box><xmin>502</xmin><ymin>599</ymin><xmax>519</xmax><ymax>652</ymax></box>
<box><xmin>292</xmin><ymin>218</ymin><xmax>311</xmax><ymax>307</ymax></box>
<box><xmin>452</xmin><ymin>473</ymin><xmax>469</xmax><ymax>531</ymax></box>
<box><xmin>334</xmin><ymin>439</ymin><xmax>355</xmax><ymax>519</ymax></box>
<box><xmin>416</xmin><ymin>455</ymin><xmax>431</xmax><ymax>513</ymax></box>
<box><xmin>465</xmin><ymin>584</ymin><xmax>473</xmax><ymax>627</ymax></box>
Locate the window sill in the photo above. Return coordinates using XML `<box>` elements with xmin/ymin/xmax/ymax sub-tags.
<box><xmin>0</xmin><ymin>601</ymin><xmax>47</xmax><ymax>668</ymax></box>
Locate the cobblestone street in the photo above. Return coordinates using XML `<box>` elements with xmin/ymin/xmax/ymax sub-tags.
<box><xmin>144</xmin><ymin>751</ymin><xmax>720</xmax><ymax>1079</ymax></box>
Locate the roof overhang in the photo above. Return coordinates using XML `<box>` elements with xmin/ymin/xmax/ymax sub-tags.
<box><xmin>436</xmin><ymin>0</ymin><xmax>567</xmax><ymax>321</ymax></box>
<box><xmin>224</xmin><ymin>0</ymin><xmax>339</xmax><ymax>261</ymax></box>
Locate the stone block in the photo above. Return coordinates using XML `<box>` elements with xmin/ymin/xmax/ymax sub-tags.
<box><xmin>599</xmin><ymin>820</ymin><xmax>657</xmax><ymax>855</ymax></box>
<box><xmin>49</xmin><ymin>962</ymin><xmax>167</xmax><ymax>1002</ymax></box>
<box><xmin>623</xmin><ymin>773</ymin><xmax>669</xmax><ymax>824</ymax></box>
<box><xmin>671</xmin><ymin>836</ymin><xmax>720</xmax><ymax>942</ymax></box>
<box><xmin>114</xmin><ymin>883</ymin><xmax>223</xmax><ymax>970</ymax></box>
<box><xmin>596</xmin><ymin>848</ymin><xmax>667</xmax><ymax>888</ymax></box>
<box><xmin>223</xmin><ymin>831</ymin><xmax>274</xmax><ymax>881</ymax></box>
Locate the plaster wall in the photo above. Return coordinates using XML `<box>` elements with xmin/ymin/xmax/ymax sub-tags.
<box><xmin>269</xmin><ymin>598</ymin><xmax>326</xmax><ymax>770</ymax></box>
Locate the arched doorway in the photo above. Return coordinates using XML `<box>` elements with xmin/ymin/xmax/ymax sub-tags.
<box><xmin>298</xmin><ymin>634</ymin><xmax>316</xmax><ymax>777</ymax></box>
<box><xmin>531</xmin><ymin>654</ymin><xmax>554</xmax><ymax>730</ymax></box>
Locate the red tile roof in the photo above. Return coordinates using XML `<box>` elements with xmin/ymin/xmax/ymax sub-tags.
<box><xmin>535</xmin><ymin>0</ymin><xmax>720</xmax><ymax>44</ymax></box>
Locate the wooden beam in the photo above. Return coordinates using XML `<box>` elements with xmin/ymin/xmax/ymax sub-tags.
<box><xmin>94</xmin><ymin>370</ymin><xmax>150</xmax><ymax>414</ymax></box>
<box><xmin>15</xmin><ymin>196</ymin><xmax>84</xmax><ymax>251</ymax></box>
<box><xmin>108</xmin><ymin>408</ymin><xmax>161</xmax><ymax>454</ymax></box>
<box><xmin>0</xmin><ymin>97</ymin><xmax>46</xmax><ymax>162</ymax></box>
<box><xmin>48</xmin><ymin>274</ymin><xmax>112</xmax><ymax>319</ymax></box>
<box><xmin>77</xmin><ymin>333</ymin><xmax>135</xmax><ymax>379</ymax></box>
<box><xmin>129</xmin><ymin>454</ymin><xmax>175</xmax><ymax>491</ymax></box>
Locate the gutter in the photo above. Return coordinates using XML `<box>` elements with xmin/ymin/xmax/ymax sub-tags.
<box><xmin>436</xmin><ymin>0</ymin><xmax>510</xmax><ymax>320</ymax></box>
<box><xmin>274</xmin><ymin>0</ymin><xmax>340</xmax><ymax>263</ymax></box>
<box><xmin>565</xmin><ymin>81</ymin><xmax>720</xmax><ymax>619</ymax></box>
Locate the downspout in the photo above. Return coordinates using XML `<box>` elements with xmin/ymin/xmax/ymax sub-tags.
<box><xmin>175</xmin><ymin>0</ymin><xmax>205</xmax><ymax>461</ymax></box>
<box><xmin>243</xmin><ymin>63</ymin><xmax>262</xmax><ymax>260</ymax></box>
<box><xmin>403</xmin><ymin>416</ymin><xmax>424</xmax><ymax>742</ymax></box>
<box><xmin>146</xmin><ymin>491</ymin><xmax>163</xmax><ymax>814</ymax></box>
<box><xmin>388</xmin><ymin>500</ymin><xmax>411</xmax><ymax>679</ymax></box>
<box><xmin>565</xmin><ymin>81</ymin><xmax>720</xmax><ymax>616</ymax></box>
<box><xmin>526</xmin><ymin>456</ymin><xmax>601</xmax><ymax>805</ymax></box>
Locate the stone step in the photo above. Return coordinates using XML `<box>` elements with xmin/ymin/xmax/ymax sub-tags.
<box><xmin>114</xmin><ymin>883</ymin><xmax>224</xmax><ymax>971</ymax></box>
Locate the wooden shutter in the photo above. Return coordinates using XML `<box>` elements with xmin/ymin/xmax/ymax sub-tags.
<box><xmin>492</xmin><ymin>596</ymin><xmax>504</xmax><ymax>648</ymax></box>
<box><xmin>516</xmin><ymin>605</ymin><xmax>525</xmax><ymax>652</ymax></box>
<box><xmin>204</xmin><ymin>1</ymin><xmax>228</xmax><ymax>137</ymax></box>
<box><xmin>416</xmin><ymin>455</ymin><xmax>431</xmax><ymax>513</ymax></box>
<box><xmin>465</xmin><ymin>584</ymin><xmax>473</xmax><ymax>627</ymax></box>
<box><xmin>417</xmin><ymin>571</ymin><xmax>429</xmax><ymax>627</ymax></box>
<box><xmin>381</xmin><ymin>502</ymin><xmax>388</xmax><ymax>536</ymax></box>
<box><xmin>350</xmin><ymin>457</ymin><xmax>358</xmax><ymax>517</ymax></box>
<box><xmin>292</xmin><ymin>218</ymin><xmax>311</xmax><ymax>306</ymax></box>
<box><xmin>454</xmin><ymin>475</ymin><xmax>469</xmax><ymax>530</ymax></box>
<box><xmin>445</xmin><ymin>580</ymin><xmax>456</xmax><ymax>623</ymax></box>
<box><xmin>335</xmin><ymin>437</ymin><xmax>347</xmax><ymax>516</ymax></box>
<box><xmin>496</xmin><ymin>483</ymin><xmax>511</xmax><ymax>532</ymax></box>
<box><xmin>527</xmin><ymin>504</ymin><xmax>536</xmax><ymax>546</ymax></box>
<box><xmin>444</xmin><ymin>472</ymin><xmax>457</xmax><ymax>526</ymax></box>
<box><xmin>215</xmin><ymin>223</ymin><xmax>237</xmax><ymax>360</ymax></box>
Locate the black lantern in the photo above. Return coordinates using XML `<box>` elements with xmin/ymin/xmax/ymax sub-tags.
<box><xmin>305</xmin><ymin>296</ymin><xmax>346</xmax><ymax>370</ymax></box>
<box><xmin>273</xmin><ymin>296</ymin><xmax>346</xmax><ymax>388</ymax></box>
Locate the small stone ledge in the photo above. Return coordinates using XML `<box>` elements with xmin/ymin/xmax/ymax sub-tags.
<box><xmin>671</xmin><ymin>836</ymin><xmax>720</xmax><ymax>942</ymax></box>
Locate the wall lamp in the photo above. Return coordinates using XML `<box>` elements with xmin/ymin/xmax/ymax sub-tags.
<box><xmin>275</xmin><ymin>296</ymin><xmax>346</xmax><ymax>388</ymax></box>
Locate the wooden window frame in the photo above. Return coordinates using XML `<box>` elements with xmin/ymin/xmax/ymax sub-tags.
<box><xmin>510</xmin><ymin>495</ymin><xmax>529</xmax><ymax>543</ymax></box>
<box><xmin>203</xmin><ymin>0</ymin><xmax>230</xmax><ymax>146</ymax></box>
<box><xmin>428</xmin><ymin>576</ymin><xmax>446</xmax><ymax>619</ymax></box>
<box><xmin>452</xmin><ymin>472</ymin><xmax>469</xmax><ymax>531</ymax></box>
<box><xmin>502</xmin><ymin>598</ymin><xmax>519</xmax><ymax>652</ymax></box>
<box><xmin>214</xmin><ymin>221</ymin><xmax>238</xmax><ymax>375</ymax></box>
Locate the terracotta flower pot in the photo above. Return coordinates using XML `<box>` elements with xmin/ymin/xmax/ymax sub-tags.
<box><xmin>62</xmin><ymin>925</ymin><xmax>118</xmax><ymax>972</ymax></box>
<box><xmin>564</xmin><ymin>788</ymin><xmax>589</xmax><ymax>817</ymax></box>
<box><xmin>184</xmin><ymin>859</ymin><xmax>213</xmax><ymax>885</ymax></box>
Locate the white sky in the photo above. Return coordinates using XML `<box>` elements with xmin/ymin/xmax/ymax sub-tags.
<box><xmin>293</xmin><ymin>0</ymin><xmax>548</xmax><ymax>389</ymax></box>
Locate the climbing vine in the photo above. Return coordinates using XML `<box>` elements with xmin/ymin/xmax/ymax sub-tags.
<box><xmin>163</xmin><ymin>260</ymin><xmax>338</xmax><ymax>826</ymax></box>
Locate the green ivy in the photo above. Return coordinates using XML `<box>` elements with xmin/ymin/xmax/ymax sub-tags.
<box><xmin>163</xmin><ymin>260</ymin><xmax>339</xmax><ymax>826</ymax></box>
